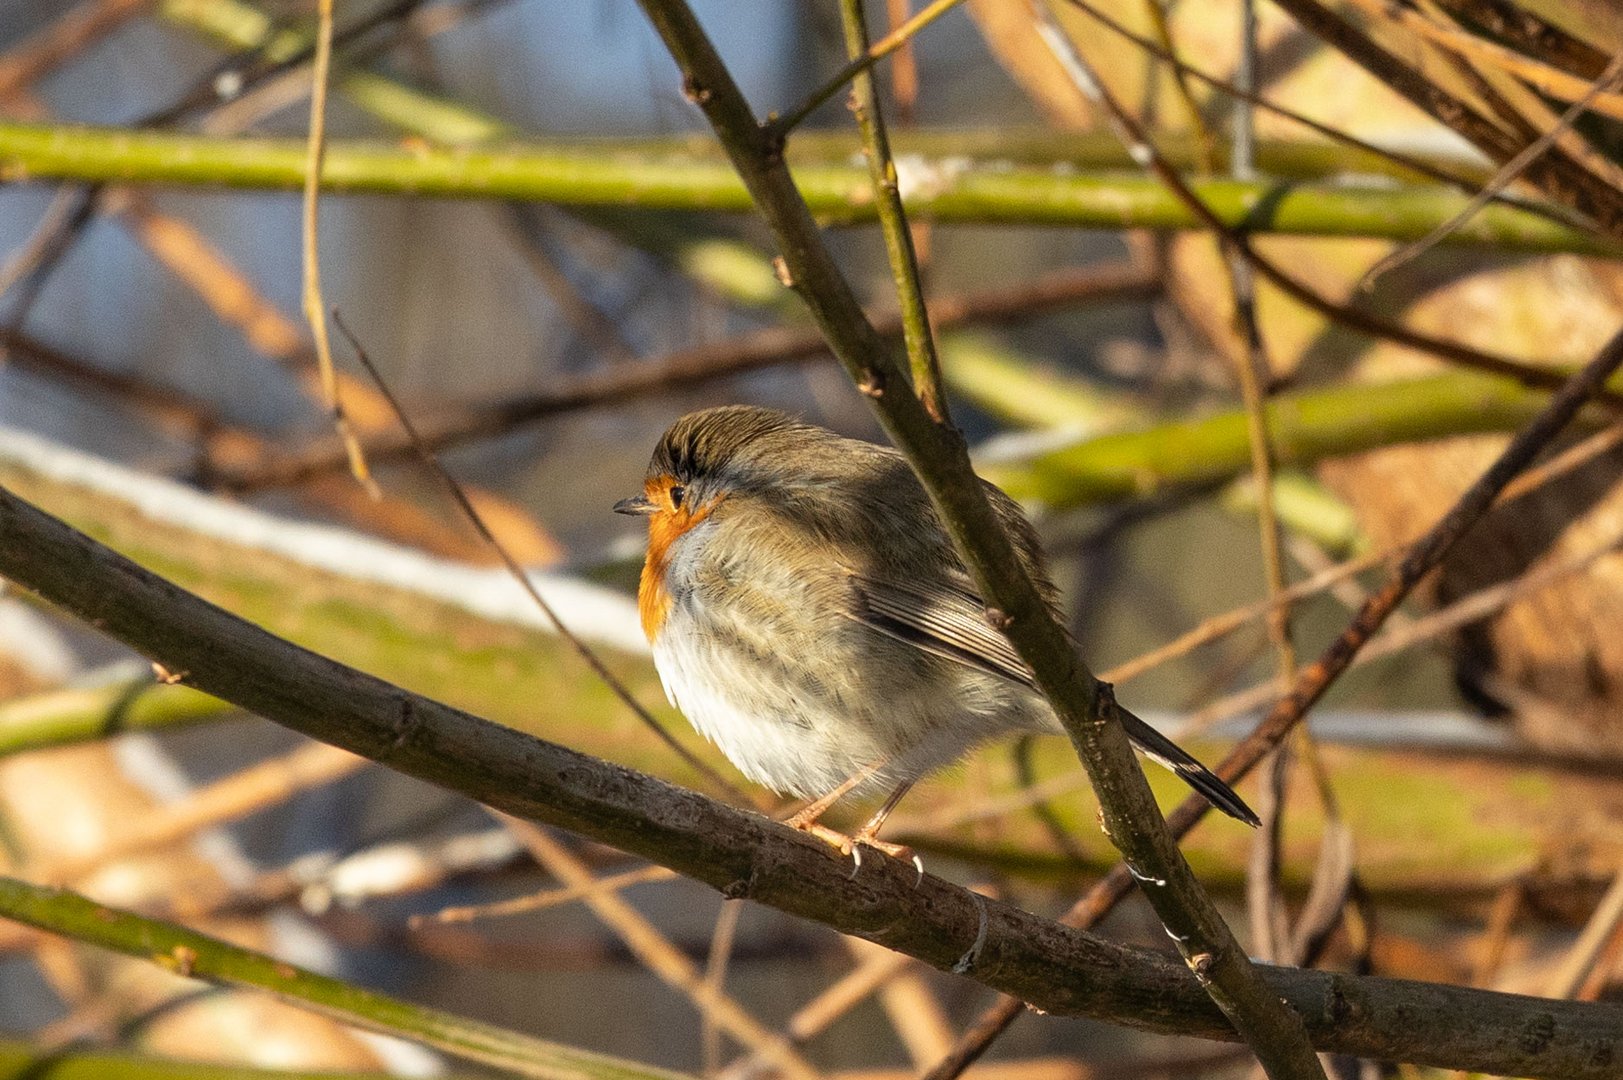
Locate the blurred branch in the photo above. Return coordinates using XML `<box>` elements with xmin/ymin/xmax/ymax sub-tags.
<box><xmin>0</xmin><ymin>1039</ymin><xmax>491</xmax><ymax>1080</ymax></box>
<box><xmin>0</xmin><ymin>877</ymin><xmax>694</xmax><ymax>1080</ymax></box>
<box><xmin>0</xmin><ymin>0</ymin><xmax>153</xmax><ymax>104</ymax></box>
<box><xmin>0</xmin><ymin>677</ymin><xmax>234</xmax><ymax>759</ymax></box>
<box><xmin>1269</xmin><ymin>0</ymin><xmax>1623</xmax><ymax>238</ymax></box>
<box><xmin>983</xmin><ymin>370</ymin><xmax>1587</xmax><ymax>508</ymax></box>
<box><xmin>0</xmin><ymin>123</ymin><xmax>1611</xmax><ymax>254</ymax></box>
<box><xmin>213</xmin><ymin>262</ymin><xmax>1158</xmax><ymax>492</ymax></box>
<box><xmin>2</xmin><ymin>485</ymin><xmax>1623</xmax><ymax>1075</ymax></box>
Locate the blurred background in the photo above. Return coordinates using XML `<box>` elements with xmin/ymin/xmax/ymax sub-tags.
<box><xmin>2</xmin><ymin>0</ymin><xmax>1622</xmax><ymax>1077</ymax></box>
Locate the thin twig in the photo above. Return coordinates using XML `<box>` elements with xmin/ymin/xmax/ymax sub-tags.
<box><xmin>333</xmin><ymin>311</ymin><xmax>754</xmax><ymax>806</ymax></box>
<box><xmin>702</xmin><ymin>898</ymin><xmax>745</xmax><ymax>1074</ymax></box>
<box><xmin>768</xmin><ymin>0</ymin><xmax>966</xmax><ymax>136</ymax></box>
<box><xmin>1358</xmin><ymin>51</ymin><xmax>1623</xmax><ymax>292</ymax></box>
<box><xmin>300</xmin><ymin>0</ymin><xmax>378</xmax><ymax>499</ymax></box>
<box><xmin>1544</xmin><ymin>868</ymin><xmax>1623</xmax><ymax>1000</ymax></box>
<box><xmin>416</xmin><ymin>865</ymin><xmax>677</xmax><ymax>926</ymax></box>
<box><xmin>498</xmin><ymin>816</ymin><xmax>823</xmax><ymax>1080</ymax></box>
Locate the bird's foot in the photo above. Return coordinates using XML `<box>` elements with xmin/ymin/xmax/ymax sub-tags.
<box><xmin>792</xmin><ymin>821</ymin><xmax>924</xmax><ymax>883</ymax></box>
<box><xmin>849</xmin><ymin>829</ymin><xmax>924</xmax><ymax>884</ymax></box>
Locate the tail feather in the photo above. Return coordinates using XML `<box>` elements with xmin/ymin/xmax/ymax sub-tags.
<box><xmin>1117</xmin><ymin>707</ymin><xmax>1260</xmax><ymax>827</ymax></box>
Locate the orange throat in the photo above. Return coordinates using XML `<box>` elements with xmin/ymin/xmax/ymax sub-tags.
<box><xmin>635</xmin><ymin>478</ymin><xmax>717</xmax><ymax>642</ymax></box>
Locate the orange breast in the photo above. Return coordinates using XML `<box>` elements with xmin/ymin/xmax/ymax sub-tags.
<box><xmin>635</xmin><ymin>478</ymin><xmax>720</xmax><ymax>642</ymax></box>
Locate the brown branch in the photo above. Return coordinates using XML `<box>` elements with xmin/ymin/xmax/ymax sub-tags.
<box><xmin>0</xmin><ymin>0</ymin><xmax>153</xmax><ymax>104</ymax></box>
<box><xmin>0</xmin><ymin>481</ymin><xmax>1622</xmax><ymax>1076</ymax></box>
<box><xmin>1430</xmin><ymin>0</ymin><xmax>1609</xmax><ymax>79</ymax></box>
<box><xmin>211</xmin><ymin>262</ymin><xmax>1159</xmax><ymax>493</ymax></box>
<box><xmin>919</xmin><ymin>319</ymin><xmax>1623</xmax><ymax>1078</ymax></box>
<box><xmin>1266</xmin><ymin>0</ymin><xmax>1623</xmax><ymax>238</ymax></box>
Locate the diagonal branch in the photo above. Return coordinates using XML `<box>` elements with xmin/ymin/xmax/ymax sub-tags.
<box><xmin>636</xmin><ymin>1</ymin><xmax>1325</xmax><ymax>1074</ymax></box>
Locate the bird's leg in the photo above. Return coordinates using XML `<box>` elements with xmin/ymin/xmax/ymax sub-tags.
<box><xmin>781</xmin><ymin>761</ymin><xmax>884</xmax><ymax>833</ymax></box>
<box><xmin>850</xmin><ymin>780</ymin><xmax>915</xmax><ymax>860</ymax></box>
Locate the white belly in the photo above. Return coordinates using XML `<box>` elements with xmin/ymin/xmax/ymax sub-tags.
<box><xmin>651</xmin><ymin>617</ymin><xmax>881</xmax><ymax>799</ymax></box>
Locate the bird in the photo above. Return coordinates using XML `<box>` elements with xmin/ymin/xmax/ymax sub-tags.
<box><xmin>614</xmin><ymin>405</ymin><xmax>1259</xmax><ymax>859</ymax></box>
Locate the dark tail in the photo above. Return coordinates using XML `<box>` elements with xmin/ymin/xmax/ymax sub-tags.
<box><xmin>1117</xmin><ymin>707</ymin><xmax>1260</xmax><ymax>827</ymax></box>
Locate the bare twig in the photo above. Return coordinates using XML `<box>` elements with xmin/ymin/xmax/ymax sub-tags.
<box><xmin>418</xmin><ymin>865</ymin><xmax>677</xmax><ymax>926</ymax></box>
<box><xmin>333</xmin><ymin>312</ymin><xmax>754</xmax><ymax>806</ymax></box>
<box><xmin>300</xmin><ymin>0</ymin><xmax>378</xmax><ymax>499</ymax></box>
<box><xmin>1545</xmin><ymin>869</ymin><xmax>1623</xmax><ymax>1000</ymax></box>
<box><xmin>1357</xmin><ymin>51</ymin><xmax>1623</xmax><ymax>292</ymax></box>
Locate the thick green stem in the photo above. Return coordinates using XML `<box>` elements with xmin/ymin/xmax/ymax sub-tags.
<box><xmin>0</xmin><ymin>123</ymin><xmax>1611</xmax><ymax>253</ymax></box>
<box><xmin>984</xmin><ymin>370</ymin><xmax>1580</xmax><ymax>508</ymax></box>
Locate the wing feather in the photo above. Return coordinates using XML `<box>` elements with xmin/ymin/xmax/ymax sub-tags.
<box><xmin>846</xmin><ymin>572</ymin><xmax>1036</xmax><ymax>689</ymax></box>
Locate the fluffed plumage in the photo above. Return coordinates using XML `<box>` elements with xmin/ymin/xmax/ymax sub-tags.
<box><xmin>621</xmin><ymin>405</ymin><xmax>1258</xmax><ymax>827</ymax></box>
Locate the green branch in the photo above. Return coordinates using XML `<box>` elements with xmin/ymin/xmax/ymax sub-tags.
<box><xmin>0</xmin><ymin>877</ymin><xmax>690</xmax><ymax>1080</ymax></box>
<box><xmin>0</xmin><ymin>122</ymin><xmax>1611</xmax><ymax>253</ymax></box>
<box><xmin>0</xmin><ymin>1040</ymin><xmax>486</xmax><ymax>1080</ymax></box>
<box><xmin>983</xmin><ymin>371</ymin><xmax>1578</xmax><ymax>508</ymax></box>
<box><xmin>0</xmin><ymin>676</ymin><xmax>235</xmax><ymax>757</ymax></box>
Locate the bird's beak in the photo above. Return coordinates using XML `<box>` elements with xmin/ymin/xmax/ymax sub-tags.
<box><xmin>613</xmin><ymin>494</ymin><xmax>657</xmax><ymax>516</ymax></box>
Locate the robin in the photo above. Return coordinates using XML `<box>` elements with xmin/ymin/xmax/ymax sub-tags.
<box><xmin>615</xmin><ymin>405</ymin><xmax>1258</xmax><ymax>860</ymax></box>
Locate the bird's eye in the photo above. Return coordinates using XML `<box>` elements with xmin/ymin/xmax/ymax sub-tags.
<box><xmin>669</xmin><ymin>485</ymin><xmax>686</xmax><ymax>509</ymax></box>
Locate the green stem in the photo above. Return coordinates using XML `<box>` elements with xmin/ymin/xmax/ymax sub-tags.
<box><xmin>0</xmin><ymin>1040</ymin><xmax>486</xmax><ymax>1080</ymax></box>
<box><xmin>0</xmin><ymin>123</ymin><xmax>1610</xmax><ymax>253</ymax></box>
<box><xmin>983</xmin><ymin>371</ymin><xmax>1579</xmax><ymax>508</ymax></box>
<box><xmin>0</xmin><ymin>877</ymin><xmax>691</xmax><ymax>1080</ymax></box>
<box><xmin>0</xmin><ymin>676</ymin><xmax>235</xmax><ymax>758</ymax></box>
<box><xmin>837</xmin><ymin>0</ymin><xmax>949</xmax><ymax>421</ymax></box>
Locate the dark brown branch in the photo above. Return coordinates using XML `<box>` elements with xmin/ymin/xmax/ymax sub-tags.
<box><xmin>1269</xmin><ymin>0</ymin><xmax>1623</xmax><ymax>239</ymax></box>
<box><xmin>0</xmin><ymin>483</ymin><xmax>1621</xmax><ymax>1077</ymax></box>
<box><xmin>1431</xmin><ymin>0</ymin><xmax>1609</xmax><ymax>79</ymax></box>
